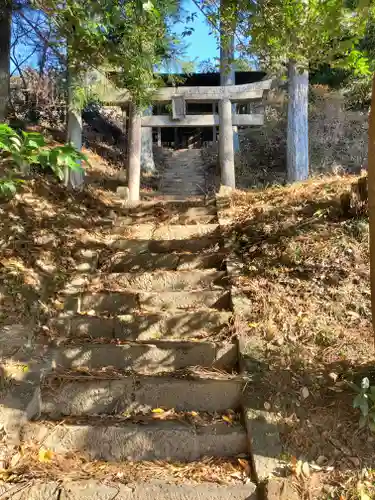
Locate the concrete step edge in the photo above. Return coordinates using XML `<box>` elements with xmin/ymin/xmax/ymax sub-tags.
<box><xmin>23</xmin><ymin>418</ymin><xmax>248</xmax><ymax>462</ymax></box>
<box><xmin>44</xmin><ymin>368</ymin><xmax>245</xmax><ymax>382</ymax></box>
<box><xmin>62</xmin><ymin>270</ymin><xmax>228</xmax><ymax>295</ymax></box>
<box><xmin>62</xmin><ymin>290</ymin><xmax>232</xmax><ymax>313</ymax></box>
<box><xmin>49</xmin><ymin>309</ymin><xmax>233</xmax><ymax>342</ymax></box>
<box><xmin>111</xmin><ymin>237</ymin><xmax>222</xmax><ymax>253</ymax></box>
<box><xmin>101</xmin><ymin>251</ymin><xmax>228</xmax><ymax>272</ymax></box>
<box><xmin>40</xmin><ymin>371</ymin><xmax>246</xmax><ymax>415</ymax></box>
<box><xmin>47</xmin><ymin>341</ymin><xmax>238</xmax><ymax>373</ymax></box>
<box><xmin>0</xmin><ymin>479</ymin><xmax>257</xmax><ymax>500</ymax></box>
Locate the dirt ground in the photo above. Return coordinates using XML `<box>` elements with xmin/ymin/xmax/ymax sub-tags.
<box><xmin>0</xmin><ymin>131</ymin><xmax>374</xmax><ymax>498</ymax></box>
<box><xmin>224</xmin><ymin>175</ymin><xmax>374</xmax><ymax>500</ymax></box>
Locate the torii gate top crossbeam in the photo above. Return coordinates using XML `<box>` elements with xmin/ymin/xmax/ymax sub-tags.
<box><xmin>104</xmin><ymin>80</ymin><xmax>272</xmax><ymax>105</ymax></box>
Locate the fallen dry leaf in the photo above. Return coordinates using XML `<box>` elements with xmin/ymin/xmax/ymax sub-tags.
<box><xmin>151</xmin><ymin>408</ymin><xmax>165</xmax><ymax>414</ymax></box>
<box><xmin>152</xmin><ymin>409</ymin><xmax>175</xmax><ymax>420</ymax></box>
<box><xmin>302</xmin><ymin>461</ymin><xmax>310</xmax><ymax>478</ymax></box>
<box><xmin>301</xmin><ymin>387</ymin><xmax>310</xmax><ymax>399</ymax></box>
<box><xmin>222</xmin><ymin>415</ymin><xmax>233</xmax><ymax>424</ymax></box>
<box><xmin>38</xmin><ymin>448</ymin><xmax>53</xmax><ymax>463</ymax></box>
<box><xmin>238</xmin><ymin>458</ymin><xmax>251</xmax><ymax>476</ymax></box>
<box><xmin>295</xmin><ymin>460</ymin><xmax>303</xmax><ymax>478</ymax></box>
<box><xmin>10</xmin><ymin>453</ymin><xmax>21</xmax><ymax>468</ymax></box>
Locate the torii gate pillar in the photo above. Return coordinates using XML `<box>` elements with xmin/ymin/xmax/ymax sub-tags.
<box><xmin>128</xmin><ymin>103</ymin><xmax>142</xmax><ymax>202</ymax></box>
<box><xmin>219</xmin><ymin>97</ymin><xmax>235</xmax><ymax>188</ymax></box>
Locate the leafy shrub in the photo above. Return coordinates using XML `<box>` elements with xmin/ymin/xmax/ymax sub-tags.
<box><xmin>0</xmin><ymin>123</ymin><xmax>88</xmax><ymax>196</ymax></box>
<box><xmin>351</xmin><ymin>377</ymin><xmax>375</xmax><ymax>432</ymax></box>
<box><xmin>343</xmin><ymin>75</ymin><xmax>372</xmax><ymax>110</ymax></box>
<box><xmin>0</xmin><ymin>178</ymin><xmax>24</xmax><ymax>197</ymax></box>
<box><xmin>0</xmin><ymin>124</ymin><xmax>46</xmax><ymax>172</ymax></box>
<box><xmin>37</xmin><ymin>144</ymin><xmax>88</xmax><ymax>181</ymax></box>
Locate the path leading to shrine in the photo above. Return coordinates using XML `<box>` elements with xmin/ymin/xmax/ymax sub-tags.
<box><xmin>158</xmin><ymin>148</ymin><xmax>213</xmax><ymax>197</ymax></box>
<box><xmin>0</xmin><ymin>155</ymin><xmax>285</xmax><ymax>500</ymax></box>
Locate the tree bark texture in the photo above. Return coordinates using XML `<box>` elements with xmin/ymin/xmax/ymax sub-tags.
<box><xmin>65</xmin><ymin>64</ymin><xmax>85</xmax><ymax>188</ymax></box>
<box><xmin>0</xmin><ymin>3</ymin><xmax>11</xmax><ymax>121</ymax></box>
<box><xmin>368</xmin><ymin>73</ymin><xmax>375</xmax><ymax>339</ymax></box>
<box><xmin>219</xmin><ymin>0</ymin><xmax>236</xmax><ymax>187</ymax></box>
<box><xmin>287</xmin><ymin>60</ymin><xmax>309</xmax><ymax>182</ymax></box>
<box><xmin>128</xmin><ymin>103</ymin><xmax>142</xmax><ymax>202</ymax></box>
<box><xmin>141</xmin><ymin>107</ymin><xmax>155</xmax><ymax>172</ymax></box>
<box><xmin>219</xmin><ymin>97</ymin><xmax>235</xmax><ymax>188</ymax></box>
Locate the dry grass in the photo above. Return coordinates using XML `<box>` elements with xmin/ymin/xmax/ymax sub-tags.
<box><xmin>228</xmin><ymin>175</ymin><xmax>371</xmax><ymax>365</ymax></box>
<box><xmin>0</xmin><ymin>138</ymin><xmax>162</xmax><ymax>329</ymax></box>
<box><xmin>224</xmin><ymin>174</ymin><xmax>374</xmax><ymax>499</ymax></box>
<box><xmin>201</xmin><ymin>86</ymin><xmax>369</xmax><ymax>191</ymax></box>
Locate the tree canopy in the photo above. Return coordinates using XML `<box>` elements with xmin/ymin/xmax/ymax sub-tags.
<box><xmin>236</xmin><ymin>0</ymin><xmax>374</xmax><ymax>75</ymax></box>
<box><xmin>19</xmin><ymin>0</ymin><xmax>187</xmax><ymax>106</ymax></box>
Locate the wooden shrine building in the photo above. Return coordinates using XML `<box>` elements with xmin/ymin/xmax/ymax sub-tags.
<box><xmin>105</xmin><ymin>71</ymin><xmax>272</xmax><ymax>201</ymax></box>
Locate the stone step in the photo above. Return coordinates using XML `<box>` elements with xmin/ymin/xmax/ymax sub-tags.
<box><xmin>50</xmin><ymin>310</ymin><xmax>232</xmax><ymax>341</ymax></box>
<box><xmin>24</xmin><ymin>417</ymin><xmax>247</xmax><ymax>462</ymax></box>
<box><xmin>153</xmin><ymin>224</ymin><xmax>220</xmax><ymax>240</ymax></box>
<box><xmin>63</xmin><ymin>290</ymin><xmax>231</xmax><ymax>314</ymax></box>
<box><xmin>51</xmin><ymin>341</ymin><xmax>237</xmax><ymax>373</ymax></box>
<box><xmin>63</xmin><ymin>481</ymin><xmax>256</xmax><ymax>500</ymax></box>
<box><xmin>139</xmin><ymin>290</ymin><xmax>231</xmax><ymax>311</ymax></box>
<box><xmin>113</xmin><ymin>206</ymin><xmax>218</xmax><ymax>226</ymax></box>
<box><xmin>0</xmin><ymin>480</ymin><xmax>257</xmax><ymax>500</ymax></box>
<box><xmin>41</xmin><ymin>371</ymin><xmax>244</xmax><ymax>416</ymax></box>
<box><xmin>112</xmin><ymin>237</ymin><xmax>221</xmax><ymax>254</ymax></box>
<box><xmin>139</xmin><ymin>195</ymin><xmax>216</xmax><ymax>206</ymax></box>
<box><xmin>111</xmin><ymin>197</ymin><xmax>216</xmax><ymax>212</ymax></box>
<box><xmin>110</xmin><ymin>224</ymin><xmax>222</xmax><ymax>254</ymax></box>
<box><xmin>63</xmin><ymin>270</ymin><xmax>227</xmax><ymax>295</ymax></box>
<box><xmin>104</xmin><ymin>251</ymin><xmax>227</xmax><ymax>272</ymax></box>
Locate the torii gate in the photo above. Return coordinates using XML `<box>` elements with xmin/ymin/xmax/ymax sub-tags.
<box><xmin>113</xmin><ymin>79</ymin><xmax>272</xmax><ymax>201</ymax></box>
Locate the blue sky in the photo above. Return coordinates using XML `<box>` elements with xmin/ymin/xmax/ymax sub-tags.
<box><xmin>11</xmin><ymin>3</ymin><xmax>218</xmax><ymax>74</ymax></box>
<box><xmin>177</xmin><ymin>4</ymin><xmax>218</xmax><ymax>64</ymax></box>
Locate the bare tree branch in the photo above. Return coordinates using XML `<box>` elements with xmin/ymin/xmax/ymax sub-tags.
<box><xmin>17</xmin><ymin>10</ymin><xmax>67</xmax><ymax>66</ymax></box>
<box><xmin>10</xmin><ymin>55</ymin><xmax>27</xmax><ymax>88</ymax></box>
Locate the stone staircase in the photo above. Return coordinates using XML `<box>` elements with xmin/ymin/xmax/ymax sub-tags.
<box><xmin>0</xmin><ymin>197</ymin><xmax>264</xmax><ymax>499</ymax></box>
<box><xmin>158</xmin><ymin>149</ymin><xmax>209</xmax><ymax>196</ymax></box>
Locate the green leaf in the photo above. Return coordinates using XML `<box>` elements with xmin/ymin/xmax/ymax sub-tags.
<box><xmin>0</xmin><ymin>124</ymin><xmax>15</xmax><ymax>135</ymax></box>
<box><xmin>359</xmin><ymin>414</ymin><xmax>367</xmax><ymax>428</ymax></box>
<box><xmin>51</xmin><ymin>164</ymin><xmax>65</xmax><ymax>181</ymax></box>
<box><xmin>348</xmin><ymin>381</ymin><xmax>361</xmax><ymax>393</ymax></box>
<box><xmin>0</xmin><ymin>179</ymin><xmax>17</xmax><ymax>197</ymax></box>
<box><xmin>9</xmin><ymin>136</ymin><xmax>22</xmax><ymax>149</ymax></box>
<box><xmin>353</xmin><ymin>393</ymin><xmax>369</xmax><ymax>417</ymax></box>
<box><xmin>0</xmin><ymin>141</ymin><xmax>12</xmax><ymax>153</ymax></box>
<box><xmin>26</xmin><ymin>140</ymin><xmax>43</xmax><ymax>150</ymax></box>
<box><xmin>143</xmin><ymin>0</ymin><xmax>153</xmax><ymax>12</ymax></box>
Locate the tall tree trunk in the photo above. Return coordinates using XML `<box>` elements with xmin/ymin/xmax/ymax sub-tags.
<box><xmin>0</xmin><ymin>2</ymin><xmax>11</xmax><ymax>122</ymax></box>
<box><xmin>141</xmin><ymin>107</ymin><xmax>155</xmax><ymax>173</ymax></box>
<box><xmin>65</xmin><ymin>62</ymin><xmax>85</xmax><ymax>188</ymax></box>
<box><xmin>287</xmin><ymin>60</ymin><xmax>309</xmax><ymax>182</ymax></box>
<box><xmin>219</xmin><ymin>0</ymin><xmax>236</xmax><ymax>187</ymax></box>
<box><xmin>368</xmin><ymin>72</ymin><xmax>375</xmax><ymax>339</ymax></box>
